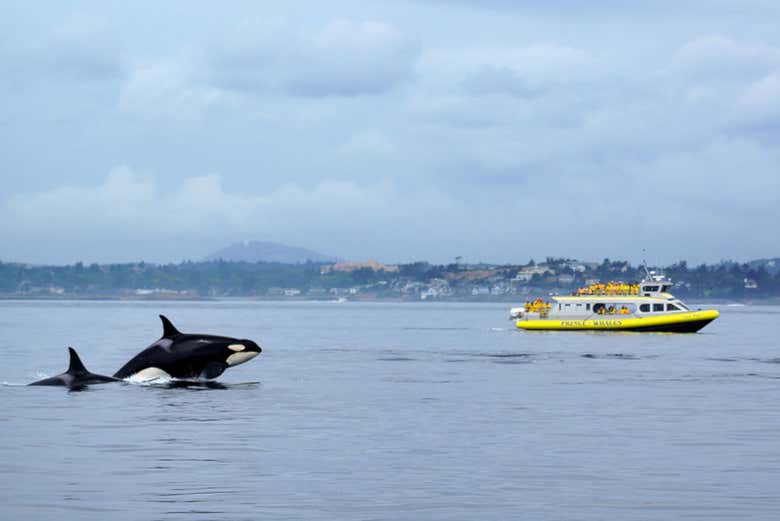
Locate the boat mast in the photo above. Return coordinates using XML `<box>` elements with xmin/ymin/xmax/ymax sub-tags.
<box><xmin>641</xmin><ymin>248</ymin><xmax>652</xmax><ymax>280</ymax></box>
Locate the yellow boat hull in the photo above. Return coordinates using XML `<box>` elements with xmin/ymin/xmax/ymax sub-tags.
<box><xmin>516</xmin><ymin>310</ymin><xmax>719</xmax><ymax>332</ymax></box>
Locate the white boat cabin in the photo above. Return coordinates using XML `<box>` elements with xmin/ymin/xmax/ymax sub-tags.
<box><xmin>512</xmin><ymin>272</ymin><xmax>692</xmax><ymax>320</ymax></box>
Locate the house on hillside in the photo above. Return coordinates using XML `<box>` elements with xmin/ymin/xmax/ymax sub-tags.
<box><xmin>557</xmin><ymin>274</ymin><xmax>575</xmax><ymax>285</ymax></box>
<box><xmin>513</xmin><ymin>265</ymin><xmax>554</xmax><ymax>282</ymax></box>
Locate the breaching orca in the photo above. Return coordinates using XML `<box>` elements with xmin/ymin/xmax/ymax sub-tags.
<box><xmin>113</xmin><ymin>315</ymin><xmax>262</xmax><ymax>381</ymax></box>
<box><xmin>29</xmin><ymin>347</ymin><xmax>118</xmax><ymax>387</ymax></box>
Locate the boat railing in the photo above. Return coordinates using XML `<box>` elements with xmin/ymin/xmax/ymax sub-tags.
<box><xmin>576</xmin><ymin>289</ymin><xmax>640</xmax><ymax>296</ymax></box>
<box><xmin>523</xmin><ymin>300</ymin><xmax>551</xmax><ymax>315</ymax></box>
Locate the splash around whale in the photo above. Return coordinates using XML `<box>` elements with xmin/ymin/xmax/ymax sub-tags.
<box><xmin>28</xmin><ymin>315</ymin><xmax>263</xmax><ymax>388</ymax></box>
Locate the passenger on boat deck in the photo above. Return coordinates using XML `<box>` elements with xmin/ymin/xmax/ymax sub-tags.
<box><xmin>525</xmin><ymin>299</ymin><xmax>549</xmax><ymax>313</ymax></box>
<box><xmin>619</xmin><ymin>306</ymin><xmax>629</xmax><ymax>315</ymax></box>
<box><xmin>608</xmin><ymin>305</ymin><xmax>616</xmax><ymax>314</ymax></box>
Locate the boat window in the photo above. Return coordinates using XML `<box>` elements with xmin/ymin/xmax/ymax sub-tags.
<box><xmin>666</xmin><ymin>303</ymin><xmax>681</xmax><ymax>311</ymax></box>
<box><xmin>586</xmin><ymin>303</ymin><xmax>591</xmax><ymax>311</ymax></box>
<box><xmin>661</xmin><ymin>285</ymin><xmax>672</xmax><ymax>292</ymax></box>
<box><xmin>639</xmin><ymin>304</ymin><xmax>650</xmax><ymax>312</ymax></box>
<box><xmin>653</xmin><ymin>303</ymin><xmax>664</xmax><ymax>312</ymax></box>
<box><xmin>676</xmin><ymin>302</ymin><xmax>689</xmax><ymax>311</ymax></box>
<box><xmin>643</xmin><ymin>285</ymin><xmax>660</xmax><ymax>292</ymax></box>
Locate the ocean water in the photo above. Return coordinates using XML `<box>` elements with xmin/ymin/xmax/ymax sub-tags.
<box><xmin>1</xmin><ymin>300</ymin><xmax>779</xmax><ymax>520</ymax></box>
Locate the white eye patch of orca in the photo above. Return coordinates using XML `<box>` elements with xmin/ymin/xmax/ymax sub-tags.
<box><xmin>226</xmin><ymin>351</ymin><xmax>258</xmax><ymax>366</ymax></box>
<box><xmin>228</xmin><ymin>344</ymin><xmax>245</xmax><ymax>352</ymax></box>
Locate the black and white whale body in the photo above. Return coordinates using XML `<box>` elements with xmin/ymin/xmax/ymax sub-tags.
<box><xmin>29</xmin><ymin>347</ymin><xmax>118</xmax><ymax>387</ymax></box>
<box><xmin>113</xmin><ymin>315</ymin><xmax>262</xmax><ymax>381</ymax></box>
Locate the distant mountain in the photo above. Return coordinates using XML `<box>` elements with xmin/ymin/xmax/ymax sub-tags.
<box><xmin>748</xmin><ymin>258</ymin><xmax>780</xmax><ymax>275</ymax></box>
<box><xmin>204</xmin><ymin>241</ymin><xmax>337</xmax><ymax>264</ymax></box>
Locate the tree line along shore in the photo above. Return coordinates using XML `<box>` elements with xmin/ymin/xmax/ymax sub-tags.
<box><xmin>1</xmin><ymin>257</ymin><xmax>778</xmax><ymax>301</ymax></box>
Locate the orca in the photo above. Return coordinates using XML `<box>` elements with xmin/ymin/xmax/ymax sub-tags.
<box><xmin>113</xmin><ymin>315</ymin><xmax>262</xmax><ymax>381</ymax></box>
<box><xmin>29</xmin><ymin>347</ymin><xmax>118</xmax><ymax>387</ymax></box>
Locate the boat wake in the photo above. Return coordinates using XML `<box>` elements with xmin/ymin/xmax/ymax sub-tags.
<box><xmin>3</xmin><ymin>371</ymin><xmax>52</xmax><ymax>386</ymax></box>
<box><xmin>581</xmin><ymin>353</ymin><xmax>643</xmax><ymax>360</ymax></box>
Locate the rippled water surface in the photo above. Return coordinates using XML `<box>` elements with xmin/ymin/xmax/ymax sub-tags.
<box><xmin>2</xmin><ymin>301</ymin><xmax>779</xmax><ymax>520</ymax></box>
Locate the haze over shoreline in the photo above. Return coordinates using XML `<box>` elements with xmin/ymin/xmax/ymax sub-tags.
<box><xmin>3</xmin><ymin>256</ymin><xmax>777</xmax><ymax>301</ymax></box>
<box><xmin>1</xmin><ymin>238</ymin><xmax>776</xmax><ymax>269</ymax></box>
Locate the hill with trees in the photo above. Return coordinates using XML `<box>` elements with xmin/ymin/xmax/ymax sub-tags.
<box><xmin>204</xmin><ymin>240</ymin><xmax>337</xmax><ymax>264</ymax></box>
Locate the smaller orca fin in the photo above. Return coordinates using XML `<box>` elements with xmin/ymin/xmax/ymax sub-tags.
<box><xmin>160</xmin><ymin>315</ymin><xmax>182</xmax><ymax>337</ymax></box>
<box><xmin>67</xmin><ymin>347</ymin><xmax>88</xmax><ymax>374</ymax></box>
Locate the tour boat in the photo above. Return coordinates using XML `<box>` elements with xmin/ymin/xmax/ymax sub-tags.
<box><xmin>511</xmin><ymin>272</ymin><xmax>718</xmax><ymax>332</ymax></box>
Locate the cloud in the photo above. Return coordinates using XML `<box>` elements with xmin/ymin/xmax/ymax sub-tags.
<box><xmin>284</xmin><ymin>20</ymin><xmax>418</xmax><ymax>97</ymax></box>
<box><xmin>49</xmin><ymin>13</ymin><xmax>121</xmax><ymax>80</ymax></box>
<box><xmin>408</xmin><ymin>34</ymin><xmax>780</xmax><ymax>175</ymax></box>
<box><xmin>0</xmin><ymin>166</ymin><xmax>457</xmax><ymax>263</ymax></box>
<box><xmin>655</xmin><ymin>37</ymin><xmax>780</xmax><ymax>140</ymax></box>
<box><xmin>119</xmin><ymin>56</ymin><xmax>237</xmax><ymax>122</ymax></box>
<box><xmin>206</xmin><ymin>18</ymin><xmax>288</xmax><ymax>93</ymax></box>
<box><xmin>0</xmin><ymin>13</ymin><xmax>121</xmax><ymax>87</ymax></box>
<box><xmin>383</xmin><ymin>34</ymin><xmax>780</xmax><ymax>263</ymax></box>
<box><xmin>410</xmin><ymin>44</ymin><xmax>603</xmax><ymax>139</ymax></box>
<box><xmin>422</xmin><ymin>0</ymin><xmax>780</xmax><ymax>14</ymax></box>
<box><xmin>212</xmin><ymin>19</ymin><xmax>419</xmax><ymax>97</ymax></box>
<box><xmin>2</xmin><ymin>5</ymin><xmax>779</xmax><ymax>266</ymax></box>
<box><xmin>666</xmin><ymin>36</ymin><xmax>780</xmax><ymax>83</ymax></box>
<box><xmin>735</xmin><ymin>70</ymin><xmax>780</xmax><ymax>133</ymax></box>
<box><xmin>420</xmin><ymin>45</ymin><xmax>602</xmax><ymax>94</ymax></box>
<box><xmin>2</xmin><ymin>167</ymin><xmax>262</xmax><ymax>238</ymax></box>
<box><xmin>335</xmin><ymin>131</ymin><xmax>397</xmax><ymax>160</ymax></box>
<box><xmin>462</xmin><ymin>65</ymin><xmax>546</xmax><ymax>98</ymax></box>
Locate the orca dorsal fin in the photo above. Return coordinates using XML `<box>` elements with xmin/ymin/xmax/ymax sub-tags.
<box><xmin>160</xmin><ymin>315</ymin><xmax>182</xmax><ymax>337</ymax></box>
<box><xmin>67</xmin><ymin>347</ymin><xmax>88</xmax><ymax>374</ymax></box>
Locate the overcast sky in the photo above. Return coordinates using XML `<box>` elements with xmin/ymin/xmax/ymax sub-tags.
<box><xmin>1</xmin><ymin>1</ymin><xmax>778</xmax><ymax>265</ymax></box>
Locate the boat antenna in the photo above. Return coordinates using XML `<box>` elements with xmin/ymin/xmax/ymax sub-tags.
<box><xmin>641</xmin><ymin>249</ymin><xmax>652</xmax><ymax>279</ymax></box>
